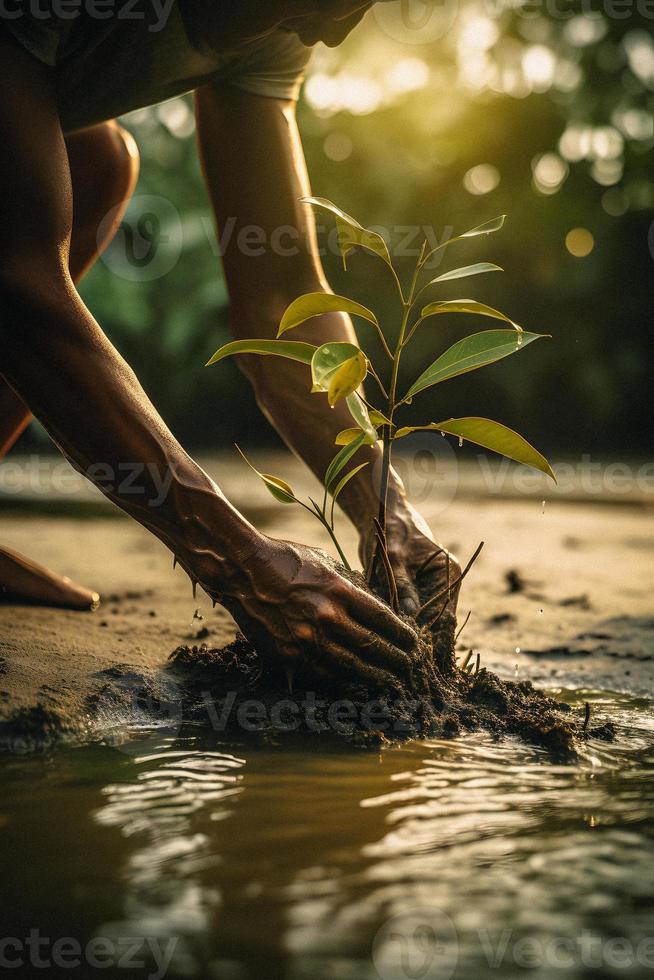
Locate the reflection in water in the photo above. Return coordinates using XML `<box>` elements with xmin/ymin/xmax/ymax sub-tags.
<box><xmin>93</xmin><ymin>741</ymin><xmax>245</xmax><ymax>976</ymax></box>
<box><xmin>1</xmin><ymin>692</ymin><xmax>653</xmax><ymax>980</ymax></box>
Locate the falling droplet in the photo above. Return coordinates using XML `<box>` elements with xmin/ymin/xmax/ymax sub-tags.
<box><xmin>514</xmin><ymin>663</ymin><xmax>519</xmax><ymax>677</ymax></box>
<box><xmin>515</xmin><ymin>646</ymin><xmax>521</xmax><ymax>654</ymax></box>
<box><xmin>284</xmin><ymin>666</ymin><xmax>295</xmax><ymax>695</ymax></box>
<box><xmin>440</xmin><ymin>431</ymin><xmax>445</xmax><ymax>437</ymax></box>
<box><xmin>541</xmin><ymin>499</ymin><xmax>546</xmax><ymax>515</ymax></box>
<box><xmin>458</xmin><ymin>436</ymin><xmax>463</xmax><ymax>447</ymax></box>
<box><xmin>539</xmin><ymin>608</ymin><xmax>543</xmax><ymax>615</ymax></box>
<box><xmin>192</xmin><ymin>579</ymin><xmax>197</xmax><ymax>600</ymax></box>
<box><xmin>172</xmin><ymin>556</ymin><xmax>178</xmax><ymax>570</ymax></box>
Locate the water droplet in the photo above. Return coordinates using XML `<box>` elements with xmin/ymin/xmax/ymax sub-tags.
<box><xmin>541</xmin><ymin>499</ymin><xmax>546</xmax><ymax>515</ymax></box>
<box><xmin>458</xmin><ymin>436</ymin><xmax>463</xmax><ymax>447</ymax></box>
<box><xmin>514</xmin><ymin>663</ymin><xmax>519</xmax><ymax>677</ymax></box>
<box><xmin>406</xmin><ymin>397</ymin><xmax>413</xmax><ymax>405</ymax></box>
<box><xmin>517</xmin><ymin>332</ymin><xmax>523</xmax><ymax>347</ymax></box>
<box><xmin>515</xmin><ymin>646</ymin><xmax>521</xmax><ymax>654</ymax></box>
<box><xmin>440</xmin><ymin>431</ymin><xmax>445</xmax><ymax>437</ymax></box>
<box><xmin>539</xmin><ymin>608</ymin><xmax>543</xmax><ymax>615</ymax></box>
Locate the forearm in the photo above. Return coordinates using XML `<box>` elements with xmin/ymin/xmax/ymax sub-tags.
<box><xmin>0</xmin><ymin>277</ymin><xmax>263</xmax><ymax>593</ymax></box>
<box><xmin>231</xmin><ymin>302</ymin><xmax>408</xmax><ymax>534</ymax></box>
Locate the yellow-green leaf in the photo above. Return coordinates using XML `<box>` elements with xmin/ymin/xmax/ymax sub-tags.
<box><xmin>403</xmin><ymin>329</ymin><xmax>547</xmax><ymax>401</ymax></box>
<box><xmin>428</xmin><ymin>262</ymin><xmax>503</xmax><ymax>284</ymax></box>
<box><xmin>235</xmin><ymin>446</ymin><xmax>298</xmax><ymax>503</ymax></box>
<box><xmin>420</xmin><ymin>299</ymin><xmax>522</xmax><ymax>332</ymax></box>
<box><xmin>278</xmin><ymin>292</ymin><xmax>379</xmax><ymax>337</ymax></box>
<box><xmin>311</xmin><ymin>342</ymin><xmax>365</xmax><ymax>391</ymax></box>
<box><xmin>206</xmin><ymin>339</ymin><xmax>316</xmax><ymax>367</ymax></box>
<box><xmin>325</xmin><ymin>432</ymin><xmax>367</xmax><ymax>489</ymax></box>
<box><xmin>335</xmin><ymin>427</ymin><xmax>365</xmax><ymax>445</ymax></box>
<box><xmin>394</xmin><ymin>417</ymin><xmax>555</xmax><ymax>481</ymax></box>
<box><xmin>301</xmin><ymin>196</ymin><xmax>392</xmax><ymax>269</ymax></box>
<box><xmin>327</xmin><ymin>350</ymin><xmax>367</xmax><ymax>406</ymax></box>
<box><xmin>330</xmin><ymin>462</ymin><xmax>369</xmax><ymax>503</ymax></box>
<box><xmin>345</xmin><ymin>392</ymin><xmax>377</xmax><ymax>443</ymax></box>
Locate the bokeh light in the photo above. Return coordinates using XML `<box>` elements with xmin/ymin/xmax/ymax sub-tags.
<box><xmin>565</xmin><ymin>228</ymin><xmax>595</xmax><ymax>257</ymax></box>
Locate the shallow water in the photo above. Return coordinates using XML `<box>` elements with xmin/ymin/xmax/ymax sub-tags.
<box><xmin>1</xmin><ymin>690</ymin><xmax>653</xmax><ymax>980</ymax></box>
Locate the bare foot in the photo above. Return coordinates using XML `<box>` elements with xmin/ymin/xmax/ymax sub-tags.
<box><xmin>0</xmin><ymin>546</ymin><xmax>100</xmax><ymax>610</ymax></box>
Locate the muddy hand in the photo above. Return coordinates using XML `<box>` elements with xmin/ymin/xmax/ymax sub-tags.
<box><xmin>360</xmin><ymin>502</ymin><xmax>462</xmax><ymax>620</ymax></box>
<box><xmin>218</xmin><ymin>538</ymin><xmax>419</xmax><ymax>687</ymax></box>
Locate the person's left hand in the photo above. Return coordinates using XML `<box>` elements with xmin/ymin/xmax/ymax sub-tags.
<box><xmin>359</xmin><ymin>501</ymin><xmax>462</xmax><ymax>621</ymax></box>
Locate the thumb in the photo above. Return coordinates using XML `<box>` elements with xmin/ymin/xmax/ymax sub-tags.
<box><xmin>392</xmin><ymin>560</ymin><xmax>420</xmax><ymax>617</ymax></box>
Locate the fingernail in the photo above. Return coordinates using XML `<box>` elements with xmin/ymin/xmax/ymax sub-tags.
<box><xmin>400</xmin><ymin>596</ymin><xmax>418</xmax><ymax>616</ymax></box>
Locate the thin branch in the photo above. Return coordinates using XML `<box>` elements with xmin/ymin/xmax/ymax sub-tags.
<box><xmin>418</xmin><ymin>541</ymin><xmax>484</xmax><ymax>616</ymax></box>
<box><xmin>455</xmin><ymin>610</ymin><xmax>472</xmax><ymax>642</ymax></box>
<box><xmin>365</xmin><ymin>364</ymin><xmax>389</xmax><ymax>401</ymax></box>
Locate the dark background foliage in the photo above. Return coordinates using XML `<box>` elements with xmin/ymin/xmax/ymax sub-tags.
<box><xmin>43</xmin><ymin>2</ymin><xmax>652</xmax><ymax>457</ymax></box>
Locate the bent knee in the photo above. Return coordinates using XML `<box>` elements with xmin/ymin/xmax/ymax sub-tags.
<box><xmin>68</xmin><ymin>121</ymin><xmax>140</xmax><ymax>216</ymax></box>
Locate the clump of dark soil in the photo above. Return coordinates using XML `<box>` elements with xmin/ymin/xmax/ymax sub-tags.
<box><xmin>167</xmin><ymin>610</ymin><xmax>614</xmax><ymax>754</ymax></box>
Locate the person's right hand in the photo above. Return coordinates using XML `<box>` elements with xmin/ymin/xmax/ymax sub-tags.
<box><xmin>218</xmin><ymin>538</ymin><xmax>420</xmax><ymax>689</ymax></box>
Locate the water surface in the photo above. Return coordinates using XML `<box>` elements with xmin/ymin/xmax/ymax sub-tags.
<box><xmin>1</xmin><ymin>690</ymin><xmax>653</xmax><ymax>980</ymax></box>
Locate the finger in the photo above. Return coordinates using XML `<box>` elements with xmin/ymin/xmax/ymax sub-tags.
<box><xmin>329</xmin><ymin>617</ymin><xmax>415</xmax><ymax>683</ymax></box>
<box><xmin>393</xmin><ymin>563</ymin><xmax>420</xmax><ymax>617</ymax></box>
<box><xmin>345</xmin><ymin>584</ymin><xmax>419</xmax><ymax>650</ymax></box>
<box><xmin>321</xmin><ymin>639</ymin><xmax>405</xmax><ymax>691</ymax></box>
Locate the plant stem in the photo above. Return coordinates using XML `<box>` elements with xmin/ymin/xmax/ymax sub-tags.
<box><xmin>376</xmin><ymin>244</ymin><xmax>426</xmax><ymax>534</ymax></box>
<box><xmin>321</xmin><ymin>516</ymin><xmax>351</xmax><ymax>570</ymax></box>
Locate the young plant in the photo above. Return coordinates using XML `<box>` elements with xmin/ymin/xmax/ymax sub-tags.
<box><xmin>207</xmin><ymin>197</ymin><xmax>555</xmax><ymax>594</ymax></box>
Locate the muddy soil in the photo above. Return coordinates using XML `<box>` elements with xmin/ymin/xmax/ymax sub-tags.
<box><xmin>168</xmin><ymin>609</ymin><xmax>615</xmax><ymax>753</ymax></box>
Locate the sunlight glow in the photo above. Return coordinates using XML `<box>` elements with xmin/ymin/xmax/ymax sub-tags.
<box><xmin>522</xmin><ymin>45</ymin><xmax>557</xmax><ymax>92</ymax></box>
<box><xmin>532</xmin><ymin>153</ymin><xmax>568</xmax><ymax>195</ymax></box>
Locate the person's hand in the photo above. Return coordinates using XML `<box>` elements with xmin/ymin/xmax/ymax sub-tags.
<box><xmin>218</xmin><ymin>537</ymin><xmax>419</xmax><ymax>688</ymax></box>
<box><xmin>359</xmin><ymin>501</ymin><xmax>462</xmax><ymax>622</ymax></box>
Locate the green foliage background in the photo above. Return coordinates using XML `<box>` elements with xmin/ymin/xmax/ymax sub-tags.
<box><xmin>75</xmin><ymin>3</ymin><xmax>653</xmax><ymax>455</ymax></box>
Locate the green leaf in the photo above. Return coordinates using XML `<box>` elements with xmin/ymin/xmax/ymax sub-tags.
<box><xmin>459</xmin><ymin>215</ymin><xmax>506</xmax><ymax>239</ymax></box>
<box><xmin>345</xmin><ymin>392</ymin><xmax>377</xmax><ymax>443</ymax></box>
<box><xmin>404</xmin><ymin>329</ymin><xmax>547</xmax><ymax>401</ymax></box>
<box><xmin>330</xmin><ymin>462</ymin><xmax>369</xmax><ymax>503</ymax></box>
<box><xmin>394</xmin><ymin>417</ymin><xmax>555</xmax><ymax>481</ymax></box>
<box><xmin>235</xmin><ymin>446</ymin><xmax>298</xmax><ymax>503</ymax></box>
<box><xmin>335</xmin><ymin>427</ymin><xmax>365</xmax><ymax>446</ymax></box>
<box><xmin>277</xmin><ymin>292</ymin><xmax>379</xmax><ymax>337</ymax></box>
<box><xmin>330</xmin><ymin>461</ymin><xmax>369</xmax><ymax>525</ymax></box>
<box><xmin>328</xmin><ymin>350</ymin><xmax>367</xmax><ymax>406</ymax></box>
<box><xmin>428</xmin><ymin>262</ymin><xmax>503</xmax><ymax>284</ymax></box>
<box><xmin>324</xmin><ymin>432</ymin><xmax>367</xmax><ymax>490</ymax></box>
<box><xmin>419</xmin><ymin>299</ymin><xmax>522</xmax><ymax>331</ymax></box>
<box><xmin>421</xmin><ymin>216</ymin><xmax>506</xmax><ymax>267</ymax></box>
<box><xmin>301</xmin><ymin>196</ymin><xmax>392</xmax><ymax>269</ymax></box>
<box><xmin>311</xmin><ymin>342</ymin><xmax>365</xmax><ymax>391</ymax></box>
<box><xmin>368</xmin><ymin>409</ymin><xmax>393</xmax><ymax>427</ymax></box>
<box><xmin>206</xmin><ymin>339</ymin><xmax>316</xmax><ymax>367</ymax></box>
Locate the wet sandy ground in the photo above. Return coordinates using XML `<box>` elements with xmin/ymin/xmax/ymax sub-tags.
<box><xmin>1</xmin><ymin>452</ymin><xmax>652</xmax><ymax>746</ymax></box>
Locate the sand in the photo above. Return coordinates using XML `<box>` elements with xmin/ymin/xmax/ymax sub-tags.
<box><xmin>1</xmin><ymin>452</ymin><xmax>652</xmax><ymax>750</ymax></box>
